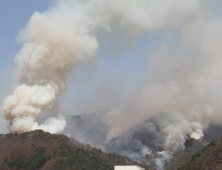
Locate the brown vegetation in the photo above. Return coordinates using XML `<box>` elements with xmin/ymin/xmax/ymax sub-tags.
<box><xmin>178</xmin><ymin>136</ymin><xmax>222</xmax><ymax>170</ymax></box>
<box><xmin>0</xmin><ymin>130</ymin><xmax>153</xmax><ymax>170</ymax></box>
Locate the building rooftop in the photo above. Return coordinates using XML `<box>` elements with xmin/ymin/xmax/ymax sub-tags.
<box><xmin>114</xmin><ymin>165</ymin><xmax>145</xmax><ymax>170</ymax></box>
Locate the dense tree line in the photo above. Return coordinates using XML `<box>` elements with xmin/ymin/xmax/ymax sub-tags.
<box><xmin>178</xmin><ymin>136</ymin><xmax>222</xmax><ymax>170</ymax></box>
<box><xmin>0</xmin><ymin>130</ymin><xmax>153</xmax><ymax>170</ymax></box>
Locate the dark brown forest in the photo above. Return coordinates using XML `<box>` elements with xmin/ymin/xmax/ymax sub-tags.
<box><xmin>0</xmin><ymin>130</ymin><xmax>153</xmax><ymax>170</ymax></box>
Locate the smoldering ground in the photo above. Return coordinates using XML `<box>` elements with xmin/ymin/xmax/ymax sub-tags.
<box><xmin>1</xmin><ymin>0</ymin><xmax>222</xmax><ymax>169</ymax></box>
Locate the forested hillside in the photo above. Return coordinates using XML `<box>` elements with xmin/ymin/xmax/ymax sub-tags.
<box><xmin>0</xmin><ymin>130</ymin><xmax>153</xmax><ymax>170</ymax></box>
<box><xmin>164</xmin><ymin>139</ymin><xmax>204</xmax><ymax>170</ymax></box>
<box><xmin>1</xmin><ymin>129</ymin><xmax>221</xmax><ymax>170</ymax></box>
<box><xmin>178</xmin><ymin>136</ymin><xmax>222</xmax><ymax>170</ymax></box>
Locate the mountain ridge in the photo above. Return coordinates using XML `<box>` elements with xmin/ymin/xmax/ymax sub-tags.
<box><xmin>0</xmin><ymin>130</ymin><xmax>153</xmax><ymax>170</ymax></box>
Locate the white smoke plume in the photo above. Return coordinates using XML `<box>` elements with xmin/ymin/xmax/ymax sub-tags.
<box><xmin>163</xmin><ymin>114</ymin><xmax>203</xmax><ymax>153</ymax></box>
<box><xmin>1</xmin><ymin>0</ymin><xmax>107</xmax><ymax>134</ymax></box>
<box><xmin>154</xmin><ymin>119</ymin><xmax>203</xmax><ymax>169</ymax></box>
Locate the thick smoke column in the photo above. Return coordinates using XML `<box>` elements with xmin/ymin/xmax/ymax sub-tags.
<box><xmin>1</xmin><ymin>0</ymin><xmax>107</xmax><ymax>134</ymax></box>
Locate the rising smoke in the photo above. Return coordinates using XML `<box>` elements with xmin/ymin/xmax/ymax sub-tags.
<box><xmin>104</xmin><ymin>113</ymin><xmax>203</xmax><ymax>165</ymax></box>
<box><xmin>1</xmin><ymin>0</ymin><xmax>222</xmax><ymax>168</ymax></box>
<box><xmin>1</xmin><ymin>0</ymin><xmax>105</xmax><ymax>133</ymax></box>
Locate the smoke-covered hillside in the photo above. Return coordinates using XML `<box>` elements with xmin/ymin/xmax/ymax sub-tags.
<box><xmin>165</xmin><ymin>139</ymin><xmax>204</xmax><ymax>170</ymax></box>
<box><xmin>64</xmin><ymin>112</ymin><xmax>222</xmax><ymax>169</ymax></box>
<box><xmin>64</xmin><ymin>112</ymin><xmax>110</xmax><ymax>147</ymax></box>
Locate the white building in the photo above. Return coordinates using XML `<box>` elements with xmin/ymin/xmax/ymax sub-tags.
<box><xmin>114</xmin><ymin>165</ymin><xmax>145</xmax><ymax>170</ymax></box>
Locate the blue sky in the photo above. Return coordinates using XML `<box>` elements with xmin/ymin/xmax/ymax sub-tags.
<box><xmin>1</xmin><ymin>0</ymin><xmax>222</xmax><ymax>116</ymax></box>
<box><xmin>0</xmin><ymin>1</ymin><xmax>51</xmax><ymax>103</ymax></box>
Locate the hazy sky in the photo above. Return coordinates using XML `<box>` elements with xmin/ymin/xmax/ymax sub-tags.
<box><xmin>0</xmin><ymin>0</ymin><xmax>151</xmax><ymax>115</ymax></box>
<box><xmin>1</xmin><ymin>0</ymin><xmax>222</xmax><ymax>116</ymax></box>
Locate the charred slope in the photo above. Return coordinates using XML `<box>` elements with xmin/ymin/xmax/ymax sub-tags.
<box><xmin>0</xmin><ymin>130</ymin><xmax>153</xmax><ymax>170</ymax></box>
<box><xmin>177</xmin><ymin>136</ymin><xmax>222</xmax><ymax>170</ymax></box>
